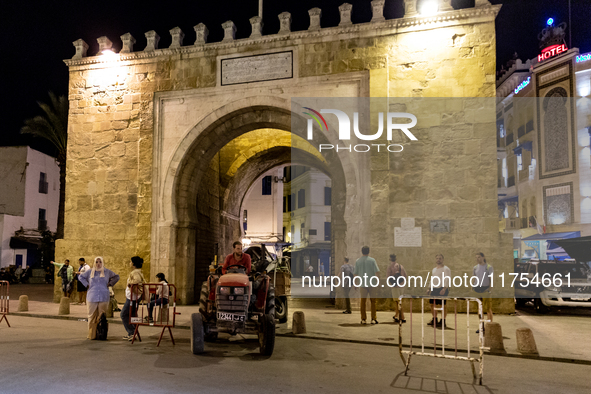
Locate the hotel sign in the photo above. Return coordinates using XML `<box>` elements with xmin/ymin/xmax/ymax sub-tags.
<box><xmin>538</xmin><ymin>44</ymin><xmax>568</xmax><ymax>62</ymax></box>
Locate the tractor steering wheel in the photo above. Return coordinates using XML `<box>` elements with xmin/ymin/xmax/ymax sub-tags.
<box><xmin>226</xmin><ymin>264</ymin><xmax>246</xmax><ymax>272</ymax></box>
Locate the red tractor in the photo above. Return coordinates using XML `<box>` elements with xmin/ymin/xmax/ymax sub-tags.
<box><xmin>191</xmin><ymin>265</ymin><xmax>276</xmax><ymax>355</ymax></box>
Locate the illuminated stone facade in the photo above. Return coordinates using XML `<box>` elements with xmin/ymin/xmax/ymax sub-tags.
<box><xmin>59</xmin><ymin>0</ymin><xmax>514</xmax><ymax>312</ymax></box>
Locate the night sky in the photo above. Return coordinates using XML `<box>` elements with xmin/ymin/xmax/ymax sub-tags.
<box><xmin>2</xmin><ymin>0</ymin><xmax>590</xmax><ymax>157</ymax></box>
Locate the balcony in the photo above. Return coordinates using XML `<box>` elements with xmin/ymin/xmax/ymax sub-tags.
<box><xmin>505</xmin><ymin>218</ymin><xmax>519</xmax><ymax>230</ymax></box>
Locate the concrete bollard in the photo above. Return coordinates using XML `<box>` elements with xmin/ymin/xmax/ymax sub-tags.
<box><xmin>484</xmin><ymin>322</ymin><xmax>506</xmax><ymax>354</ymax></box>
<box><xmin>516</xmin><ymin>327</ymin><xmax>538</xmax><ymax>355</ymax></box>
<box><xmin>18</xmin><ymin>295</ymin><xmax>29</xmax><ymax>312</ymax></box>
<box><xmin>58</xmin><ymin>297</ymin><xmax>71</xmax><ymax>315</ymax></box>
<box><xmin>292</xmin><ymin>311</ymin><xmax>306</xmax><ymax>334</ymax></box>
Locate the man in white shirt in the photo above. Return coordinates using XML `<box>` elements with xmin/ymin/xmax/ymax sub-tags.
<box><xmin>75</xmin><ymin>258</ymin><xmax>91</xmax><ymax>305</ymax></box>
<box><xmin>427</xmin><ymin>254</ymin><xmax>451</xmax><ymax>327</ymax></box>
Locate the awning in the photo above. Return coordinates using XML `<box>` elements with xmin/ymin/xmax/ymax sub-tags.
<box><xmin>498</xmin><ymin>195</ymin><xmax>519</xmax><ymax>204</ymax></box>
<box><xmin>554</xmin><ymin>236</ymin><xmax>591</xmax><ymax>263</ymax></box>
<box><xmin>522</xmin><ymin>231</ymin><xmax>581</xmax><ymax>241</ymax></box>
<box><xmin>9</xmin><ymin>236</ymin><xmax>43</xmax><ymax>249</ymax></box>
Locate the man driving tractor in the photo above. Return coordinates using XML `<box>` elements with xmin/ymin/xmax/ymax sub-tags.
<box><xmin>222</xmin><ymin>241</ymin><xmax>252</xmax><ymax>275</ymax></box>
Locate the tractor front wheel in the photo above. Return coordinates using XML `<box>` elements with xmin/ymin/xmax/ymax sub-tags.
<box><xmin>259</xmin><ymin>313</ymin><xmax>276</xmax><ymax>356</ymax></box>
<box><xmin>191</xmin><ymin>313</ymin><xmax>205</xmax><ymax>354</ymax></box>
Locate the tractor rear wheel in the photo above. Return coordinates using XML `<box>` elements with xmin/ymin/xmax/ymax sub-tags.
<box><xmin>198</xmin><ymin>281</ymin><xmax>209</xmax><ymax>317</ymax></box>
<box><xmin>191</xmin><ymin>313</ymin><xmax>205</xmax><ymax>354</ymax></box>
<box><xmin>259</xmin><ymin>313</ymin><xmax>276</xmax><ymax>356</ymax></box>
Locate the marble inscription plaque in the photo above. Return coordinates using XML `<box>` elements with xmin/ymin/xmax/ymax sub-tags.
<box><xmin>394</xmin><ymin>227</ymin><xmax>422</xmax><ymax>247</ymax></box>
<box><xmin>221</xmin><ymin>51</ymin><xmax>293</xmax><ymax>86</ymax></box>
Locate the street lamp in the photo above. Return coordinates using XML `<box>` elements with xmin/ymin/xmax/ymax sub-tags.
<box><xmin>418</xmin><ymin>1</ymin><xmax>438</xmax><ymax>16</ymax></box>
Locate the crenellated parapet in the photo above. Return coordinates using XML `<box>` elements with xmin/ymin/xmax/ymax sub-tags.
<box><xmin>64</xmin><ymin>0</ymin><xmax>500</xmax><ymax>65</ymax></box>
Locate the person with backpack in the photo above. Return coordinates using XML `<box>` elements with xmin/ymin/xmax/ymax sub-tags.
<box><xmin>121</xmin><ymin>256</ymin><xmax>146</xmax><ymax>341</ymax></box>
<box><xmin>78</xmin><ymin>256</ymin><xmax>120</xmax><ymax>340</ymax></box>
<box><xmin>340</xmin><ymin>257</ymin><xmax>354</xmax><ymax>314</ymax></box>
<box><xmin>145</xmin><ymin>273</ymin><xmax>170</xmax><ymax>323</ymax></box>
<box><xmin>473</xmin><ymin>252</ymin><xmax>494</xmax><ymax>333</ymax></box>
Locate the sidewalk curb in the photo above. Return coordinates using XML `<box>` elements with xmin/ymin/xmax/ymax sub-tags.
<box><xmin>9</xmin><ymin>312</ymin><xmax>591</xmax><ymax>366</ymax></box>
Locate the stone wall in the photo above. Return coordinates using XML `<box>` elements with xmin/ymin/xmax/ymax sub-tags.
<box><xmin>58</xmin><ymin>1</ymin><xmax>513</xmax><ymax>310</ymax></box>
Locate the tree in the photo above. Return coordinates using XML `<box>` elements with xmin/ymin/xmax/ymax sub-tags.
<box><xmin>21</xmin><ymin>92</ymin><xmax>68</xmax><ymax>239</ymax></box>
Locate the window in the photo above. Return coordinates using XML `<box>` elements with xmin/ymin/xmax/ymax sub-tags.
<box><xmin>309</xmin><ymin>229</ymin><xmax>317</xmax><ymax>236</ymax></box>
<box><xmin>39</xmin><ymin>172</ymin><xmax>48</xmax><ymax>194</ymax></box>
<box><xmin>283</xmin><ymin>166</ymin><xmax>291</xmax><ymax>182</ymax></box>
<box><xmin>517</xmin><ymin>154</ymin><xmax>523</xmax><ymax>171</ymax></box>
<box><xmin>38</xmin><ymin>209</ymin><xmax>47</xmax><ymax>231</ymax></box>
<box><xmin>262</xmin><ymin>176</ymin><xmax>272</xmax><ymax>195</ymax></box>
<box><xmin>324</xmin><ymin>187</ymin><xmax>331</xmax><ymax>206</ymax></box>
<box><xmin>287</xmin><ymin>195</ymin><xmax>292</xmax><ymax>212</ymax></box>
<box><xmin>243</xmin><ymin>210</ymin><xmax>247</xmax><ymax>231</ymax></box>
<box><xmin>283</xmin><ymin>196</ymin><xmax>287</xmax><ymax>213</ymax></box>
<box><xmin>291</xmin><ymin>193</ymin><xmax>296</xmax><ymax>211</ymax></box>
<box><xmin>297</xmin><ymin>189</ymin><xmax>305</xmax><ymax>208</ymax></box>
<box><xmin>324</xmin><ymin>222</ymin><xmax>331</xmax><ymax>241</ymax></box>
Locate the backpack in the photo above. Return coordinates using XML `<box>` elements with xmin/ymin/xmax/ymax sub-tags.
<box><xmin>96</xmin><ymin>313</ymin><xmax>108</xmax><ymax>340</ymax></box>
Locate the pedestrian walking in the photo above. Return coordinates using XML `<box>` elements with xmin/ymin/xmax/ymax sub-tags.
<box><xmin>78</xmin><ymin>257</ymin><xmax>119</xmax><ymax>340</ymax></box>
<box><xmin>51</xmin><ymin>260</ymin><xmax>74</xmax><ymax>298</ymax></box>
<box><xmin>340</xmin><ymin>257</ymin><xmax>354</xmax><ymax>314</ymax></box>
<box><xmin>387</xmin><ymin>254</ymin><xmax>407</xmax><ymax>323</ymax></box>
<box><xmin>121</xmin><ymin>256</ymin><xmax>146</xmax><ymax>341</ymax></box>
<box><xmin>75</xmin><ymin>258</ymin><xmax>91</xmax><ymax>305</ymax></box>
<box><xmin>354</xmin><ymin>246</ymin><xmax>380</xmax><ymax>325</ymax></box>
<box><xmin>427</xmin><ymin>254</ymin><xmax>451</xmax><ymax>327</ymax></box>
<box><xmin>473</xmin><ymin>252</ymin><xmax>493</xmax><ymax>333</ymax></box>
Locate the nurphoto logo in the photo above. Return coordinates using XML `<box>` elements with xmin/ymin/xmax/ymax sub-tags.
<box><xmin>303</xmin><ymin>108</ymin><xmax>419</xmax><ymax>152</ymax></box>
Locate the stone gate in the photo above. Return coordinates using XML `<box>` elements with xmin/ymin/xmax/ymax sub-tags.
<box><xmin>58</xmin><ymin>0</ymin><xmax>513</xmax><ymax>311</ymax></box>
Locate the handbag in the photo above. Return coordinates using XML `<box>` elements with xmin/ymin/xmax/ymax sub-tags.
<box><xmin>96</xmin><ymin>313</ymin><xmax>108</xmax><ymax>340</ymax></box>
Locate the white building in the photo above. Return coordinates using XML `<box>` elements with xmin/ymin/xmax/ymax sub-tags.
<box><xmin>0</xmin><ymin>146</ymin><xmax>60</xmax><ymax>268</ymax></box>
<box><xmin>282</xmin><ymin>166</ymin><xmax>332</xmax><ymax>277</ymax></box>
<box><xmin>495</xmin><ymin>22</ymin><xmax>591</xmax><ymax>258</ymax></box>
<box><xmin>241</xmin><ymin>167</ymin><xmax>284</xmax><ymax>242</ymax></box>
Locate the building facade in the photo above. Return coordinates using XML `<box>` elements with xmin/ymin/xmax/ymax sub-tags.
<box><xmin>0</xmin><ymin>146</ymin><xmax>60</xmax><ymax>268</ymax></box>
<box><xmin>496</xmin><ymin>23</ymin><xmax>591</xmax><ymax>258</ymax></box>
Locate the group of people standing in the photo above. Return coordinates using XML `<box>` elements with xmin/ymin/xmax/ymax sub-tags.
<box><xmin>52</xmin><ymin>256</ymin><xmax>170</xmax><ymax>341</ymax></box>
<box><xmin>340</xmin><ymin>247</ymin><xmax>494</xmax><ymax>329</ymax></box>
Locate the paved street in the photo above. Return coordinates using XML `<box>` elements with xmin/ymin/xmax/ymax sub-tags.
<box><xmin>1</xmin><ymin>315</ymin><xmax>590</xmax><ymax>394</ymax></box>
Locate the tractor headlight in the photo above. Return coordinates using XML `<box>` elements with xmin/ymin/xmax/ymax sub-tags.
<box><xmin>219</xmin><ymin>287</ymin><xmax>230</xmax><ymax>295</ymax></box>
<box><xmin>233</xmin><ymin>287</ymin><xmax>245</xmax><ymax>295</ymax></box>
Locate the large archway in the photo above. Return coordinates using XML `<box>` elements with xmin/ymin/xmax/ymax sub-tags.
<box><xmin>154</xmin><ymin>97</ymin><xmax>358</xmax><ymax>303</ymax></box>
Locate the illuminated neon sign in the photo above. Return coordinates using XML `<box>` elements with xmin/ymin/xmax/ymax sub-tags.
<box><xmin>577</xmin><ymin>53</ymin><xmax>591</xmax><ymax>63</ymax></box>
<box><xmin>514</xmin><ymin>77</ymin><xmax>531</xmax><ymax>95</ymax></box>
<box><xmin>538</xmin><ymin>44</ymin><xmax>568</xmax><ymax>62</ymax></box>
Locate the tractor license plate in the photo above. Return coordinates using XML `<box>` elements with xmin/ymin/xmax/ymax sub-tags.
<box><xmin>217</xmin><ymin>312</ymin><xmax>245</xmax><ymax>322</ymax></box>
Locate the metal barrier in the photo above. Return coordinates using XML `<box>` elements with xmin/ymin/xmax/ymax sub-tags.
<box><xmin>0</xmin><ymin>281</ymin><xmax>9</xmax><ymax>327</ymax></box>
<box><xmin>398</xmin><ymin>296</ymin><xmax>487</xmax><ymax>385</ymax></box>
<box><xmin>129</xmin><ymin>283</ymin><xmax>179</xmax><ymax>346</ymax></box>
